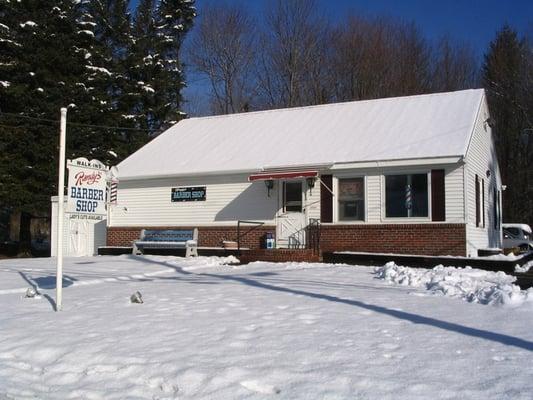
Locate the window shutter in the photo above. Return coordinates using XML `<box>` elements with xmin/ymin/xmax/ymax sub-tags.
<box><xmin>431</xmin><ymin>169</ymin><xmax>445</xmax><ymax>221</ymax></box>
<box><xmin>475</xmin><ymin>174</ymin><xmax>480</xmax><ymax>227</ymax></box>
<box><xmin>482</xmin><ymin>179</ymin><xmax>485</xmax><ymax>228</ymax></box>
<box><xmin>493</xmin><ymin>188</ymin><xmax>498</xmax><ymax>230</ymax></box>
<box><xmin>320</xmin><ymin>175</ymin><xmax>333</xmax><ymax>223</ymax></box>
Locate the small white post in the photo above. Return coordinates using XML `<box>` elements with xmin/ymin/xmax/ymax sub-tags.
<box><xmin>56</xmin><ymin>107</ymin><xmax>67</xmax><ymax>311</ymax></box>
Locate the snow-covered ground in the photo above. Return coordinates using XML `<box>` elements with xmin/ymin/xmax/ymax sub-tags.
<box><xmin>0</xmin><ymin>256</ymin><xmax>532</xmax><ymax>399</ymax></box>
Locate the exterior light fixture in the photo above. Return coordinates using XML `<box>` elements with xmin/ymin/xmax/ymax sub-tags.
<box><xmin>265</xmin><ymin>179</ymin><xmax>274</xmax><ymax>197</ymax></box>
<box><xmin>306</xmin><ymin>177</ymin><xmax>316</xmax><ymax>189</ymax></box>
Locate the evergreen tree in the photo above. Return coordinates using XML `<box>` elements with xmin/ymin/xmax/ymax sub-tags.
<box><xmin>0</xmin><ymin>0</ymin><xmax>91</xmax><ymax>252</ymax></box>
<box><xmin>483</xmin><ymin>25</ymin><xmax>532</xmax><ymax>225</ymax></box>
<box><xmin>152</xmin><ymin>0</ymin><xmax>195</xmax><ymax>130</ymax></box>
<box><xmin>76</xmin><ymin>0</ymin><xmax>140</xmax><ymax>162</ymax></box>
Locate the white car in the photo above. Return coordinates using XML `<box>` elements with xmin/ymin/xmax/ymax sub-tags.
<box><xmin>502</xmin><ymin>223</ymin><xmax>533</xmax><ymax>251</ymax></box>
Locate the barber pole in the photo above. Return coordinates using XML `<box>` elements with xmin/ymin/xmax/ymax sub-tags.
<box><xmin>109</xmin><ymin>179</ymin><xmax>118</xmax><ymax>204</ymax></box>
<box><xmin>405</xmin><ymin>183</ymin><xmax>413</xmax><ymax>214</ymax></box>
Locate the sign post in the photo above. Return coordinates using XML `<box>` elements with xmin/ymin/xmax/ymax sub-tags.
<box><xmin>56</xmin><ymin>108</ymin><xmax>67</xmax><ymax>311</ymax></box>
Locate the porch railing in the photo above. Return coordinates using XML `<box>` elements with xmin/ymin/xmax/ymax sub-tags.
<box><xmin>306</xmin><ymin>218</ymin><xmax>320</xmax><ymax>254</ymax></box>
<box><xmin>237</xmin><ymin>220</ymin><xmax>265</xmax><ymax>255</ymax></box>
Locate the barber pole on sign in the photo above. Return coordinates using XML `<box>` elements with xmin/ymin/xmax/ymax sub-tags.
<box><xmin>109</xmin><ymin>179</ymin><xmax>118</xmax><ymax>204</ymax></box>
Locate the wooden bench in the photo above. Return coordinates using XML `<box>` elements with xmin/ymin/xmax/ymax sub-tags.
<box><xmin>132</xmin><ymin>229</ymin><xmax>198</xmax><ymax>257</ymax></box>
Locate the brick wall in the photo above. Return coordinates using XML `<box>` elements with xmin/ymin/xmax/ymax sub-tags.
<box><xmin>239</xmin><ymin>249</ymin><xmax>320</xmax><ymax>264</ymax></box>
<box><xmin>320</xmin><ymin>224</ymin><xmax>467</xmax><ymax>256</ymax></box>
<box><xmin>107</xmin><ymin>225</ymin><xmax>276</xmax><ymax>249</ymax></box>
<box><xmin>108</xmin><ymin>223</ymin><xmax>467</xmax><ymax>256</ymax></box>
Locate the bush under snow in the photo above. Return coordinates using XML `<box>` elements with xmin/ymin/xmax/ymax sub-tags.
<box><xmin>374</xmin><ymin>262</ymin><xmax>533</xmax><ymax>307</ymax></box>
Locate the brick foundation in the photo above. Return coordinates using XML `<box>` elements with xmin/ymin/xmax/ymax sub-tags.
<box><xmin>107</xmin><ymin>225</ymin><xmax>276</xmax><ymax>249</ymax></box>
<box><xmin>320</xmin><ymin>223</ymin><xmax>467</xmax><ymax>257</ymax></box>
<box><xmin>108</xmin><ymin>223</ymin><xmax>467</xmax><ymax>257</ymax></box>
<box><xmin>239</xmin><ymin>249</ymin><xmax>320</xmax><ymax>264</ymax></box>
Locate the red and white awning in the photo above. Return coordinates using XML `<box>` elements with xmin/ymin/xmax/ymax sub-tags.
<box><xmin>248</xmin><ymin>170</ymin><xmax>318</xmax><ymax>181</ymax></box>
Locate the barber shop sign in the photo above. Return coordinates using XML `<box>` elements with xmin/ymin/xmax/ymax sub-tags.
<box><xmin>67</xmin><ymin>157</ymin><xmax>108</xmax><ymax>217</ymax></box>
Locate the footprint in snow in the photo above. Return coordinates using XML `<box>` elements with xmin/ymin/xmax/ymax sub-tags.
<box><xmin>240</xmin><ymin>380</ymin><xmax>281</xmax><ymax>394</ymax></box>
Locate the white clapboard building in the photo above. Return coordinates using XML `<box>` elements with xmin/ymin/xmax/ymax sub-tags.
<box><xmin>107</xmin><ymin>89</ymin><xmax>503</xmax><ymax>257</ymax></box>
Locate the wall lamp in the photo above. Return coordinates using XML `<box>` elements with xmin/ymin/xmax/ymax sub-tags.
<box><xmin>265</xmin><ymin>179</ymin><xmax>274</xmax><ymax>197</ymax></box>
<box><xmin>306</xmin><ymin>177</ymin><xmax>316</xmax><ymax>194</ymax></box>
<box><xmin>484</xmin><ymin>117</ymin><xmax>496</xmax><ymax>130</ymax></box>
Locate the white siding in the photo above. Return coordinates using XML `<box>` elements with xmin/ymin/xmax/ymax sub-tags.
<box><xmin>305</xmin><ymin>179</ymin><xmax>321</xmax><ymax>221</ymax></box>
<box><xmin>110</xmin><ymin>174</ymin><xmax>279</xmax><ymax>227</ymax></box>
<box><xmin>111</xmin><ymin>163</ymin><xmax>467</xmax><ymax>231</ymax></box>
<box><xmin>445</xmin><ymin>164</ymin><xmax>465</xmax><ymax>223</ymax></box>
<box><xmin>367</xmin><ymin>174</ymin><xmax>382</xmax><ymax>223</ymax></box>
<box><xmin>464</xmin><ymin>98</ymin><xmax>502</xmax><ymax>256</ymax></box>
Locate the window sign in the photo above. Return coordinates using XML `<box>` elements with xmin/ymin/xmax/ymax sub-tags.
<box><xmin>171</xmin><ymin>186</ymin><xmax>206</xmax><ymax>202</ymax></box>
<box><xmin>338</xmin><ymin>178</ymin><xmax>365</xmax><ymax>221</ymax></box>
<box><xmin>385</xmin><ymin>174</ymin><xmax>428</xmax><ymax>218</ymax></box>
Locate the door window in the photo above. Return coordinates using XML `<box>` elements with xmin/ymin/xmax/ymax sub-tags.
<box><xmin>284</xmin><ymin>182</ymin><xmax>302</xmax><ymax>212</ymax></box>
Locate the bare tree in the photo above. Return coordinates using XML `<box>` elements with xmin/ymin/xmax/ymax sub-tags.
<box><xmin>431</xmin><ymin>36</ymin><xmax>478</xmax><ymax>92</ymax></box>
<box><xmin>330</xmin><ymin>16</ymin><xmax>430</xmax><ymax>101</ymax></box>
<box><xmin>187</xmin><ymin>2</ymin><xmax>257</xmax><ymax>114</ymax></box>
<box><xmin>389</xmin><ymin>22</ymin><xmax>432</xmax><ymax>96</ymax></box>
<box><xmin>257</xmin><ymin>0</ymin><xmax>330</xmax><ymax>108</ymax></box>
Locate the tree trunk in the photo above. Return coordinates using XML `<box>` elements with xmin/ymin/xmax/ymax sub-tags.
<box><xmin>18</xmin><ymin>211</ymin><xmax>32</xmax><ymax>257</ymax></box>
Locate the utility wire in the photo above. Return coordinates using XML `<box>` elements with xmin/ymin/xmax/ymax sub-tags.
<box><xmin>0</xmin><ymin>111</ymin><xmax>157</xmax><ymax>132</ymax></box>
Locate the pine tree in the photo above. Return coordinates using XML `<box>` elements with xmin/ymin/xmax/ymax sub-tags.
<box><xmin>76</xmin><ymin>0</ymin><xmax>139</xmax><ymax>163</ymax></box>
<box><xmin>483</xmin><ymin>25</ymin><xmax>531</xmax><ymax>225</ymax></box>
<box><xmin>152</xmin><ymin>0</ymin><xmax>195</xmax><ymax>130</ymax></box>
<box><xmin>0</xmin><ymin>0</ymin><xmax>91</xmax><ymax>252</ymax></box>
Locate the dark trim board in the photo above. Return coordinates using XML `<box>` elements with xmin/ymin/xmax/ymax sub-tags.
<box><xmin>324</xmin><ymin>251</ymin><xmax>533</xmax><ymax>289</ymax></box>
<box><xmin>98</xmin><ymin>246</ymin><xmax>243</xmax><ymax>257</ymax></box>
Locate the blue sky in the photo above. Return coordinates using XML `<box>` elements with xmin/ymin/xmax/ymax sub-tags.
<box><xmin>318</xmin><ymin>0</ymin><xmax>532</xmax><ymax>53</ymax></box>
<box><xmin>132</xmin><ymin>0</ymin><xmax>532</xmax><ymax>56</ymax></box>
<box><xmin>131</xmin><ymin>0</ymin><xmax>532</xmax><ymax>114</ymax></box>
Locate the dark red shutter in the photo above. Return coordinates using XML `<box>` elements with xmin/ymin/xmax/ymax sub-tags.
<box><xmin>431</xmin><ymin>170</ymin><xmax>445</xmax><ymax>221</ymax></box>
<box><xmin>475</xmin><ymin>175</ymin><xmax>480</xmax><ymax>227</ymax></box>
<box><xmin>320</xmin><ymin>175</ymin><xmax>333</xmax><ymax>223</ymax></box>
<box><xmin>482</xmin><ymin>178</ymin><xmax>485</xmax><ymax>227</ymax></box>
<box><xmin>493</xmin><ymin>188</ymin><xmax>498</xmax><ymax>229</ymax></box>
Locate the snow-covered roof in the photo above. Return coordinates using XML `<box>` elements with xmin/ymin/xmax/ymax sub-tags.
<box><xmin>118</xmin><ymin>89</ymin><xmax>485</xmax><ymax>180</ymax></box>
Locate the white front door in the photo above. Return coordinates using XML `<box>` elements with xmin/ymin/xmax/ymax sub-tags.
<box><xmin>276</xmin><ymin>181</ymin><xmax>307</xmax><ymax>248</ymax></box>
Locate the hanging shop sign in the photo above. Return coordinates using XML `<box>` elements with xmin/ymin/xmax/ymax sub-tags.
<box><xmin>171</xmin><ymin>186</ymin><xmax>206</xmax><ymax>202</ymax></box>
<box><xmin>67</xmin><ymin>157</ymin><xmax>108</xmax><ymax>218</ymax></box>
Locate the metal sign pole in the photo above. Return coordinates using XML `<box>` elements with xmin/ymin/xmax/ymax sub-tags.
<box><xmin>56</xmin><ymin>107</ymin><xmax>67</xmax><ymax>311</ymax></box>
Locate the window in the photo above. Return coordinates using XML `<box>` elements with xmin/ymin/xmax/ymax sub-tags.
<box><xmin>284</xmin><ymin>181</ymin><xmax>302</xmax><ymax>212</ymax></box>
<box><xmin>385</xmin><ymin>174</ymin><xmax>428</xmax><ymax>218</ymax></box>
<box><xmin>338</xmin><ymin>178</ymin><xmax>365</xmax><ymax>221</ymax></box>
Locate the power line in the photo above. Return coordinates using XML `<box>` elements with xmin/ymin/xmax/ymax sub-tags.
<box><xmin>0</xmin><ymin>111</ymin><xmax>157</xmax><ymax>132</ymax></box>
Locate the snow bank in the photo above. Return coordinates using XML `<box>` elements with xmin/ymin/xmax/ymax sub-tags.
<box><xmin>515</xmin><ymin>260</ymin><xmax>533</xmax><ymax>273</ymax></box>
<box><xmin>166</xmin><ymin>255</ymin><xmax>240</xmax><ymax>271</ymax></box>
<box><xmin>374</xmin><ymin>262</ymin><xmax>533</xmax><ymax>307</ymax></box>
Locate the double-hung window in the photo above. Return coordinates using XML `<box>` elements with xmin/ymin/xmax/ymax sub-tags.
<box><xmin>385</xmin><ymin>173</ymin><xmax>428</xmax><ymax>218</ymax></box>
<box><xmin>338</xmin><ymin>178</ymin><xmax>365</xmax><ymax>221</ymax></box>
